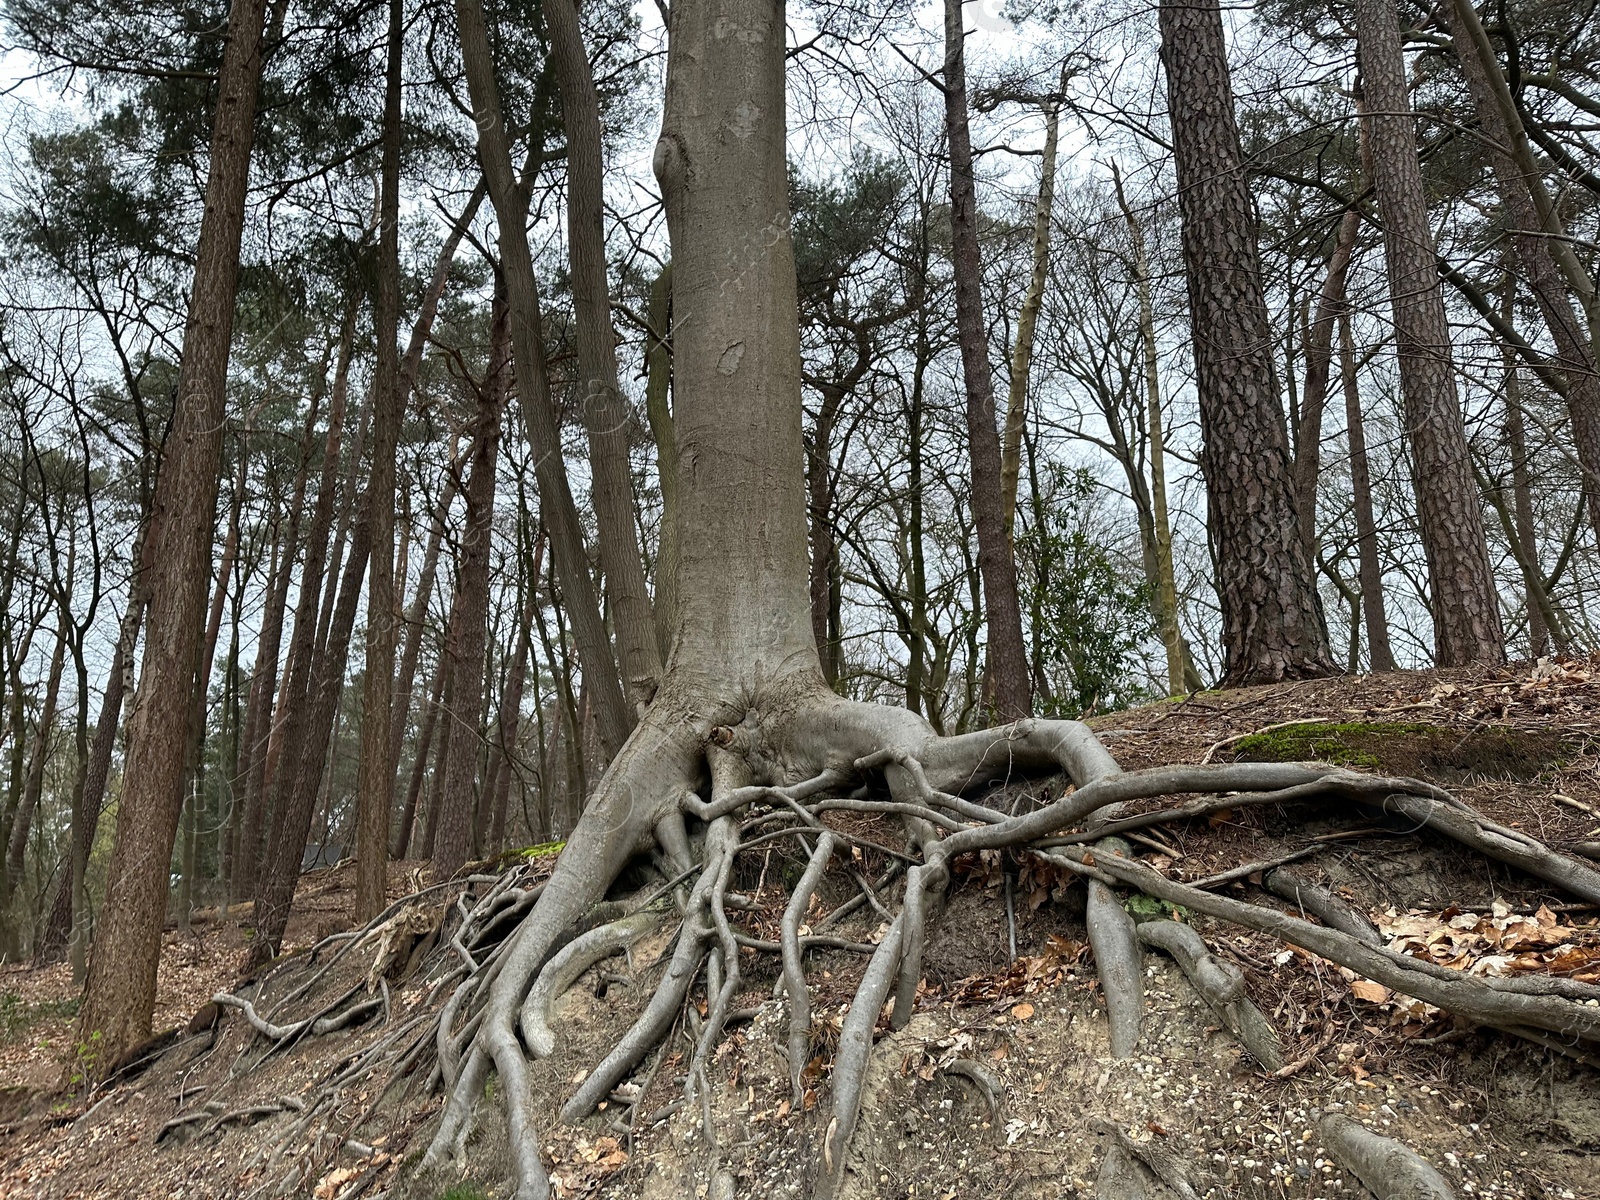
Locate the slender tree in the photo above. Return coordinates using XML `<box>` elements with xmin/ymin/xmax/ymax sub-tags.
<box><xmin>79</xmin><ymin>0</ymin><xmax>272</xmax><ymax>1066</ymax></box>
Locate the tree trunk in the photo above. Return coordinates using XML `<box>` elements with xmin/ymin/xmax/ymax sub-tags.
<box><xmin>395</xmin><ymin>656</ymin><xmax>444</xmax><ymax>859</ymax></box>
<box><xmin>455</xmin><ymin>0</ymin><xmax>632</xmax><ymax>759</ymax></box>
<box><xmin>35</xmin><ymin>540</ymin><xmax>148</xmax><ymax>966</ymax></box>
<box><xmin>546</xmin><ymin>0</ymin><xmax>662</xmax><ymax>709</ymax></box>
<box><xmin>1338</xmin><ymin>311</ymin><xmax>1399</xmax><ymax>672</ymax></box>
<box><xmin>483</xmin><ymin>535</ymin><xmax>542</xmax><ymax>856</ymax></box>
<box><xmin>1000</xmin><ymin>86</ymin><xmax>1060</xmax><ymax>541</ymax></box>
<box><xmin>354</xmin><ymin>0</ymin><xmax>405</xmax><ymax>922</ymax></box>
<box><xmin>1157</xmin><ymin>0</ymin><xmax>1336</xmax><ymax>684</ymax></box>
<box><xmin>1500</xmin><ymin>361</ymin><xmax>1560</xmax><ymax>656</ymax></box>
<box><xmin>433</xmin><ymin>286</ymin><xmax>509</xmax><ymax>877</ymax></box>
<box><xmin>1352</xmin><ymin>0</ymin><xmax>1505</xmax><ymax>665</ymax></box>
<box><xmin>1446</xmin><ymin>3</ymin><xmax>1600</xmax><ymax>554</ymax></box>
<box><xmin>3</xmin><ymin>609</ymin><xmax>66</xmax><ymax>914</ymax></box>
<box><xmin>941</xmin><ymin>0</ymin><xmax>1032</xmax><ymax>719</ymax></box>
<box><xmin>1293</xmin><ymin>210</ymin><xmax>1361</xmax><ymax>561</ymax></box>
<box><xmin>807</xmin><ymin>386</ymin><xmax>844</xmax><ymax>685</ymax></box>
<box><xmin>80</xmin><ymin>0</ymin><xmax>271</xmax><ymax>1066</ymax></box>
<box><xmin>1111</xmin><ymin>163</ymin><xmax>1202</xmax><ymax>695</ymax></box>
<box><xmin>643</xmin><ymin>264</ymin><xmax>677</xmax><ymax>656</ymax></box>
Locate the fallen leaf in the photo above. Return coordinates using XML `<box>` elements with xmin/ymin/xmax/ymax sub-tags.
<box><xmin>1010</xmin><ymin>1002</ymin><xmax>1034</xmax><ymax>1021</ymax></box>
<box><xmin>1350</xmin><ymin>979</ymin><xmax>1390</xmax><ymax>1004</ymax></box>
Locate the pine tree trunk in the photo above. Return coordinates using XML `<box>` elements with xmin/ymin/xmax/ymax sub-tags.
<box><xmin>354</xmin><ymin>0</ymin><xmax>405</xmax><ymax>922</ymax></box>
<box><xmin>1338</xmin><ymin>311</ymin><xmax>1399</xmax><ymax>672</ymax></box>
<box><xmin>483</xmin><ymin>538</ymin><xmax>541</xmax><ymax>856</ymax></box>
<box><xmin>1157</xmin><ymin>0</ymin><xmax>1336</xmax><ymax>684</ymax></box>
<box><xmin>941</xmin><ymin>0</ymin><xmax>1032</xmax><ymax>719</ymax></box>
<box><xmin>433</xmin><ymin>287</ymin><xmax>508</xmax><ymax>876</ymax></box>
<box><xmin>3</xmin><ymin>609</ymin><xmax>66</xmax><ymax>913</ymax></box>
<box><xmin>455</xmin><ymin>0</ymin><xmax>632</xmax><ymax>758</ymax></box>
<box><xmin>394</xmin><ymin>657</ymin><xmax>444</xmax><ymax>859</ymax></box>
<box><xmin>546</xmin><ymin>0</ymin><xmax>662</xmax><ymax>708</ymax></box>
<box><xmin>1353</xmin><ymin>0</ymin><xmax>1504</xmax><ymax>664</ymax></box>
<box><xmin>79</xmin><ymin>0</ymin><xmax>271</xmax><ymax>1065</ymax></box>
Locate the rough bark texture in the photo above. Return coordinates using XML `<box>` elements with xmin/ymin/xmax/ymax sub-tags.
<box><xmin>354</xmin><ymin>0</ymin><xmax>405</xmax><ymax>922</ymax></box>
<box><xmin>455</xmin><ymin>0</ymin><xmax>632</xmax><ymax>758</ymax></box>
<box><xmin>432</xmin><ymin>289</ymin><xmax>508</xmax><ymax>877</ymax></box>
<box><xmin>1157</xmin><ymin>0</ymin><xmax>1336</xmax><ymax>684</ymax></box>
<box><xmin>546</xmin><ymin>0</ymin><xmax>663</xmax><ymax>709</ymax></box>
<box><xmin>79</xmin><ymin>0</ymin><xmax>270</xmax><ymax>1064</ymax></box>
<box><xmin>942</xmin><ymin>0</ymin><xmax>1032</xmax><ymax>719</ymax></box>
<box><xmin>1353</xmin><ymin>0</ymin><xmax>1504</xmax><ymax>665</ymax></box>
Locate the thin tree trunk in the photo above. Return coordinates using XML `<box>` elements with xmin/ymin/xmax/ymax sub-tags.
<box><xmin>3</xmin><ymin>610</ymin><xmax>66</xmax><ymax>913</ymax></box>
<box><xmin>1446</xmin><ymin>5</ymin><xmax>1600</xmax><ymax>553</ymax></box>
<box><xmin>941</xmin><ymin>0</ymin><xmax>1032</xmax><ymax>719</ymax></box>
<box><xmin>643</xmin><ymin>264</ymin><xmax>677</xmax><ymax>657</ymax></box>
<box><xmin>455</xmin><ymin>0</ymin><xmax>632</xmax><ymax>758</ymax></box>
<box><xmin>546</xmin><ymin>0</ymin><xmax>662</xmax><ymax>708</ymax></box>
<box><xmin>1293</xmin><ymin>210</ymin><xmax>1361</xmax><ymax>560</ymax></box>
<box><xmin>354</xmin><ymin>0</ymin><xmax>405</xmax><ymax>922</ymax></box>
<box><xmin>1338</xmin><ymin>311</ymin><xmax>1399</xmax><ymax>672</ymax></box>
<box><xmin>433</xmin><ymin>286</ymin><xmax>508</xmax><ymax>876</ymax></box>
<box><xmin>807</xmin><ymin>386</ymin><xmax>844</xmax><ymax>684</ymax></box>
<box><xmin>395</xmin><ymin>656</ymin><xmax>444</xmax><ymax>858</ymax></box>
<box><xmin>79</xmin><ymin>0</ymin><xmax>271</xmax><ymax>1065</ymax></box>
<box><xmin>1352</xmin><ymin>0</ymin><xmax>1505</xmax><ymax>664</ymax></box>
<box><xmin>1157</xmin><ymin>0</ymin><xmax>1336</xmax><ymax>684</ymax></box>
<box><xmin>1111</xmin><ymin>163</ymin><xmax>1202</xmax><ymax>695</ymax></box>
<box><xmin>1000</xmin><ymin>85</ymin><xmax>1060</xmax><ymax>541</ymax></box>
<box><xmin>36</xmin><ymin>537</ymin><xmax>148</xmax><ymax>966</ymax></box>
<box><xmin>1501</xmin><ymin>362</ymin><xmax>1559</xmax><ymax>656</ymax></box>
<box><xmin>484</xmin><ymin>533</ymin><xmax>541</xmax><ymax>855</ymax></box>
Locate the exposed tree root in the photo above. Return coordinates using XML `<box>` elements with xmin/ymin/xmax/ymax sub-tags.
<box><xmin>1134</xmin><ymin>918</ymin><xmax>1283</xmax><ymax>1070</ymax></box>
<box><xmin>184</xmin><ymin>696</ymin><xmax>1600</xmax><ymax>1199</ymax></box>
<box><xmin>1319</xmin><ymin>1112</ymin><xmax>1458</xmax><ymax>1198</ymax></box>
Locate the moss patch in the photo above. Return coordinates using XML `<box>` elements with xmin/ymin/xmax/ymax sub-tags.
<box><xmin>1230</xmin><ymin>720</ymin><xmax>1567</xmax><ymax>783</ymax></box>
<box><xmin>520</xmin><ymin>840</ymin><xmax>566</xmax><ymax>860</ymax></box>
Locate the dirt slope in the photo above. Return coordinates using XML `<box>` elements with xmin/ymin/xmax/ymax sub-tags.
<box><xmin>2</xmin><ymin>659</ymin><xmax>1597</xmax><ymax>1199</ymax></box>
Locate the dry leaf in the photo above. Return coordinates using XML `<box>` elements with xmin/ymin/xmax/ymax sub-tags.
<box><xmin>1350</xmin><ymin>979</ymin><xmax>1390</xmax><ymax>1004</ymax></box>
<box><xmin>1010</xmin><ymin>1002</ymin><xmax>1034</xmax><ymax>1021</ymax></box>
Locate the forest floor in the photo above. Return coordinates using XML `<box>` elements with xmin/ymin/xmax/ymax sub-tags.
<box><xmin>1</xmin><ymin>659</ymin><xmax>1598</xmax><ymax>1199</ymax></box>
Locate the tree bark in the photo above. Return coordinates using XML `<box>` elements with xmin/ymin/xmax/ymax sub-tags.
<box><xmin>394</xmin><ymin>655</ymin><xmax>444</xmax><ymax>859</ymax></box>
<box><xmin>546</xmin><ymin>0</ymin><xmax>662</xmax><ymax>710</ymax></box>
<box><xmin>3</xmin><ymin>607</ymin><xmax>66</xmax><ymax>913</ymax></box>
<box><xmin>941</xmin><ymin>0</ymin><xmax>1032</xmax><ymax>719</ymax></box>
<box><xmin>1446</xmin><ymin>2</ymin><xmax>1600</xmax><ymax>555</ymax></box>
<box><xmin>1339</xmin><ymin>311</ymin><xmax>1399</xmax><ymax>672</ymax></box>
<box><xmin>433</xmin><ymin>286</ymin><xmax>509</xmax><ymax>877</ymax></box>
<box><xmin>1293</xmin><ymin>210</ymin><xmax>1361</xmax><ymax>561</ymax></box>
<box><xmin>1000</xmin><ymin>86</ymin><xmax>1060</xmax><ymax>542</ymax></box>
<box><xmin>1352</xmin><ymin>0</ymin><xmax>1505</xmax><ymax>664</ymax></box>
<box><xmin>1157</xmin><ymin>0</ymin><xmax>1336</xmax><ymax>684</ymax></box>
<box><xmin>483</xmin><ymin>534</ymin><xmax>542</xmax><ymax>856</ymax></box>
<box><xmin>455</xmin><ymin>0</ymin><xmax>632</xmax><ymax>759</ymax></box>
<box><xmin>354</xmin><ymin>0</ymin><xmax>404</xmax><ymax>922</ymax></box>
<box><xmin>80</xmin><ymin>0</ymin><xmax>271</xmax><ymax>1066</ymax></box>
<box><xmin>1111</xmin><ymin>163</ymin><xmax>1202</xmax><ymax>695</ymax></box>
<box><xmin>643</xmin><ymin>265</ymin><xmax>677</xmax><ymax>657</ymax></box>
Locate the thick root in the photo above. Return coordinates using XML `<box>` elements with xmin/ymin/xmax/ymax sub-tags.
<box><xmin>520</xmin><ymin>911</ymin><xmax>662</xmax><ymax>1058</ymax></box>
<box><xmin>1319</xmin><ymin>1113</ymin><xmax>1457</xmax><ymax>1199</ymax></box>
<box><xmin>1134</xmin><ymin>918</ymin><xmax>1283</xmax><ymax>1070</ymax></box>
<box><xmin>1087</xmin><ymin>840</ymin><xmax>1143</xmax><ymax>1060</ymax></box>
<box><xmin>782</xmin><ymin>831</ymin><xmax>835</xmax><ymax>1102</ymax></box>
<box><xmin>1264</xmin><ymin>865</ymin><xmax>1382</xmax><ymax>946</ymax></box>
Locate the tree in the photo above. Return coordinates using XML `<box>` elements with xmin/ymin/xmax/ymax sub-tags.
<box><xmin>1352</xmin><ymin>0</ymin><xmax>1505</xmax><ymax>664</ymax></box>
<box><xmin>940</xmin><ymin>0</ymin><xmax>1031</xmax><ymax>719</ymax></box>
<box><xmin>1156</xmin><ymin>0</ymin><xmax>1336</xmax><ymax>684</ymax></box>
<box><xmin>78</xmin><ymin>0</ymin><xmax>271</xmax><ymax>1068</ymax></box>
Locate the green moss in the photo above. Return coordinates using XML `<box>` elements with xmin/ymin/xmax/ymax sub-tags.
<box><xmin>437</xmin><ymin>1187</ymin><xmax>491</xmax><ymax>1200</ymax></box>
<box><xmin>520</xmin><ymin>840</ymin><xmax>567</xmax><ymax>859</ymax></box>
<box><xmin>1230</xmin><ymin>720</ymin><xmax>1568</xmax><ymax>783</ymax></box>
<box><xmin>1230</xmin><ymin>721</ymin><xmax>1432</xmax><ymax>769</ymax></box>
